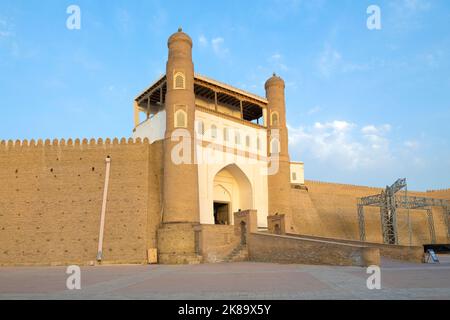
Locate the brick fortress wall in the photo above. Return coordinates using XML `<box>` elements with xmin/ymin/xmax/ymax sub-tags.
<box><xmin>0</xmin><ymin>135</ymin><xmax>448</xmax><ymax>266</ymax></box>
<box><xmin>290</xmin><ymin>180</ymin><xmax>449</xmax><ymax>246</ymax></box>
<box><xmin>0</xmin><ymin>138</ymin><xmax>163</xmax><ymax>266</ymax></box>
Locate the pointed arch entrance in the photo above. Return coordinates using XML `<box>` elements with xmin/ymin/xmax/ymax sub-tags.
<box><xmin>212</xmin><ymin>164</ymin><xmax>253</xmax><ymax>225</ymax></box>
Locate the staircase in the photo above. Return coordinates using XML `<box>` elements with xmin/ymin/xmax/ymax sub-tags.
<box><xmin>224</xmin><ymin>243</ymin><xmax>248</xmax><ymax>262</ymax></box>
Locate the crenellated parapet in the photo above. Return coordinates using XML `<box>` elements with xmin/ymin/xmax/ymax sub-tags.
<box><xmin>425</xmin><ymin>188</ymin><xmax>450</xmax><ymax>201</ymax></box>
<box><xmin>305</xmin><ymin>180</ymin><xmax>383</xmax><ymax>192</ymax></box>
<box><xmin>0</xmin><ymin>137</ymin><xmax>150</xmax><ymax>151</ymax></box>
<box><xmin>427</xmin><ymin>188</ymin><xmax>450</xmax><ymax>193</ymax></box>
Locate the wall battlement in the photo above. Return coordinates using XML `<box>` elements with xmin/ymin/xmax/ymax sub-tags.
<box><xmin>305</xmin><ymin>180</ymin><xmax>383</xmax><ymax>192</ymax></box>
<box><xmin>427</xmin><ymin>188</ymin><xmax>450</xmax><ymax>193</ymax></box>
<box><xmin>306</xmin><ymin>179</ymin><xmax>450</xmax><ymax>196</ymax></box>
<box><xmin>0</xmin><ymin>137</ymin><xmax>150</xmax><ymax>150</ymax></box>
<box><xmin>425</xmin><ymin>188</ymin><xmax>450</xmax><ymax>200</ymax></box>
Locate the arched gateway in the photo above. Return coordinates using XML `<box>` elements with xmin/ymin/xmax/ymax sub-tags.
<box><xmin>212</xmin><ymin>164</ymin><xmax>253</xmax><ymax>225</ymax></box>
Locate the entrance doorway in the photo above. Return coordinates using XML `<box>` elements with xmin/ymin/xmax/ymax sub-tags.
<box><xmin>214</xmin><ymin>202</ymin><xmax>230</xmax><ymax>225</ymax></box>
<box><xmin>274</xmin><ymin>224</ymin><xmax>281</xmax><ymax>235</ymax></box>
<box><xmin>212</xmin><ymin>164</ymin><xmax>253</xmax><ymax>226</ymax></box>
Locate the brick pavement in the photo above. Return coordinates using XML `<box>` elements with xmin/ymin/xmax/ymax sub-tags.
<box><xmin>1</xmin><ymin>256</ymin><xmax>449</xmax><ymax>300</ymax></box>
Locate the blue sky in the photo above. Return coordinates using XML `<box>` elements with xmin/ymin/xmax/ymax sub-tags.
<box><xmin>0</xmin><ymin>0</ymin><xmax>449</xmax><ymax>191</ymax></box>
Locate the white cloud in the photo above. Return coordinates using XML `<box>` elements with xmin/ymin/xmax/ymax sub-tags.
<box><xmin>317</xmin><ymin>44</ymin><xmax>342</xmax><ymax>78</ymax></box>
<box><xmin>313</xmin><ymin>120</ymin><xmax>353</xmax><ymax>132</ymax></box>
<box><xmin>271</xmin><ymin>53</ymin><xmax>282</xmax><ymax>60</ymax></box>
<box><xmin>361</xmin><ymin>125</ymin><xmax>378</xmax><ymax>135</ymax></box>
<box><xmin>269</xmin><ymin>53</ymin><xmax>289</xmax><ymax>72</ymax></box>
<box><xmin>307</xmin><ymin>106</ymin><xmax>321</xmax><ymax>115</ymax></box>
<box><xmin>199</xmin><ymin>35</ymin><xmax>229</xmax><ymax>58</ymax></box>
<box><xmin>259</xmin><ymin>0</ymin><xmax>305</xmax><ymax>20</ymax></box>
<box><xmin>116</xmin><ymin>8</ymin><xmax>132</xmax><ymax>34</ymax></box>
<box><xmin>418</xmin><ymin>49</ymin><xmax>444</xmax><ymax>68</ymax></box>
<box><xmin>0</xmin><ymin>17</ymin><xmax>13</xmax><ymax>38</ymax></box>
<box><xmin>211</xmin><ymin>38</ymin><xmax>223</xmax><ymax>50</ymax></box>
<box><xmin>316</xmin><ymin>44</ymin><xmax>375</xmax><ymax>77</ymax></box>
<box><xmin>402</xmin><ymin>0</ymin><xmax>431</xmax><ymax>11</ymax></box>
<box><xmin>211</xmin><ymin>37</ymin><xmax>229</xmax><ymax>57</ymax></box>
<box><xmin>288</xmin><ymin>121</ymin><xmax>394</xmax><ymax>170</ymax></box>
<box><xmin>341</xmin><ymin>62</ymin><xmax>371</xmax><ymax>73</ymax></box>
<box><xmin>361</xmin><ymin>124</ymin><xmax>391</xmax><ymax>135</ymax></box>
<box><xmin>199</xmin><ymin>35</ymin><xmax>208</xmax><ymax>47</ymax></box>
<box><xmin>148</xmin><ymin>7</ymin><xmax>168</xmax><ymax>34</ymax></box>
<box><xmin>389</xmin><ymin>0</ymin><xmax>432</xmax><ymax>30</ymax></box>
<box><xmin>404</xmin><ymin>140</ymin><xmax>420</xmax><ymax>150</ymax></box>
<box><xmin>285</xmin><ymin>81</ymin><xmax>298</xmax><ymax>89</ymax></box>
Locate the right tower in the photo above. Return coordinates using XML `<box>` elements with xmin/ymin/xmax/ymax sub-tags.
<box><xmin>265</xmin><ymin>73</ymin><xmax>295</xmax><ymax>233</ymax></box>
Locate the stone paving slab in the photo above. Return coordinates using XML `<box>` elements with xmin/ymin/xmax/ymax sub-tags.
<box><xmin>1</xmin><ymin>258</ymin><xmax>450</xmax><ymax>300</ymax></box>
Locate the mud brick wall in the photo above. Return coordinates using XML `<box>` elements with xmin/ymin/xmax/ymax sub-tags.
<box><xmin>0</xmin><ymin>138</ymin><xmax>162</xmax><ymax>266</ymax></box>
<box><xmin>248</xmin><ymin>233</ymin><xmax>380</xmax><ymax>267</ymax></box>
<box><xmin>289</xmin><ymin>180</ymin><xmax>449</xmax><ymax>246</ymax></box>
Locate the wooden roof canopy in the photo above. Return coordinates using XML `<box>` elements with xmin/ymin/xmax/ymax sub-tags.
<box><xmin>135</xmin><ymin>74</ymin><xmax>267</xmax><ymax>122</ymax></box>
<box><xmin>135</xmin><ymin>76</ymin><xmax>167</xmax><ymax>112</ymax></box>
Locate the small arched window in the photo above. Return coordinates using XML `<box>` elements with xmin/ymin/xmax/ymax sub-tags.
<box><xmin>256</xmin><ymin>137</ymin><xmax>261</xmax><ymax>150</ymax></box>
<box><xmin>270</xmin><ymin>138</ymin><xmax>280</xmax><ymax>154</ymax></box>
<box><xmin>223</xmin><ymin>128</ymin><xmax>229</xmax><ymax>142</ymax></box>
<box><xmin>211</xmin><ymin>125</ymin><xmax>217</xmax><ymax>139</ymax></box>
<box><xmin>197</xmin><ymin>120</ymin><xmax>204</xmax><ymax>135</ymax></box>
<box><xmin>174</xmin><ymin>72</ymin><xmax>185</xmax><ymax>90</ymax></box>
<box><xmin>175</xmin><ymin>109</ymin><xmax>187</xmax><ymax>128</ymax></box>
<box><xmin>271</xmin><ymin>112</ymin><xmax>279</xmax><ymax>126</ymax></box>
<box><xmin>245</xmin><ymin>136</ymin><xmax>250</xmax><ymax>148</ymax></box>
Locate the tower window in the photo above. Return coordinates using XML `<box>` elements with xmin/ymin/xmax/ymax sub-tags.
<box><xmin>292</xmin><ymin>172</ymin><xmax>297</xmax><ymax>181</ymax></box>
<box><xmin>174</xmin><ymin>72</ymin><xmax>186</xmax><ymax>90</ymax></box>
<box><xmin>175</xmin><ymin>109</ymin><xmax>187</xmax><ymax>128</ymax></box>
<box><xmin>235</xmin><ymin>132</ymin><xmax>241</xmax><ymax>145</ymax></box>
<box><xmin>271</xmin><ymin>112</ymin><xmax>279</xmax><ymax>126</ymax></box>
<box><xmin>245</xmin><ymin>136</ymin><xmax>250</xmax><ymax>148</ymax></box>
<box><xmin>256</xmin><ymin>137</ymin><xmax>260</xmax><ymax>150</ymax></box>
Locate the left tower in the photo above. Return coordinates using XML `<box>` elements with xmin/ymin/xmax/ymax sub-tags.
<box><xmin>157</xmin><ymin>28</ymin><xmax>201</xmax><ymax>264</ymax></box>
<box><xmin>163</xmin><ymin>28</ymin><xmax>199</xmax><ymax>223</ymax></box>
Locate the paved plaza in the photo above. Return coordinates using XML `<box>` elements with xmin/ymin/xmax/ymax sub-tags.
<box><xmin>1</xmin><ymin>256</ymin><xmax>450</xmax><ymax>300</ymax></box>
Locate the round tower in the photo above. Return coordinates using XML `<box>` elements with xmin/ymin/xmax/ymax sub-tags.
<box><xmin>162</xmin><ymin>28</ymin><xmax>199</xmax><ymax>224</ymax></box>
<box><xmin>265</xmin><ymin>73</ymin><xmax>296</xmax><ymax>232</ymax></box>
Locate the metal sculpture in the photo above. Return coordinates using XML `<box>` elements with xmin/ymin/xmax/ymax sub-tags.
<box><xmin>357</xmin><ymin>179</ymin><xmax>449</xmax><ymax>245</ymax></box>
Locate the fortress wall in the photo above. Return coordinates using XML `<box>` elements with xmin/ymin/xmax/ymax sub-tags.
<box><xmin>290</xmin><ymin>180</ymin><xmax>449</xmax><ymax>246</ymax></box>
<box><xmin>426</xmin><ymin>189</ymin><xmax>450</xmax><ymax>200</ymax></box>
<box><xmin>298</xmin><ymin>180</ymin><xmax>384</xmax><ymax>242</ymax></box>
<box><xmin>198</xmin><ymin>225</ymin><xmax>241</xmax><ymax>263</ymax></box>
<box><xmin>146</xmin><ymin>140</ymin><xmax>164</xmax><ymax>250</ymax></box>
<box><xmin>290</xmin><ymin>188</ymin><xmax>331</xmax><ymax>237</ymax></box>
<box><xmin>0</xmin><ymin>138</ymin><xmax>162</xmax><ymax>266</ymax></box>
<box><xmin>248</xmin><ymin>233</ymin><xmax>380</xmax><ymax>267</ymax></box>
<box><xmin>285</xmin><ymin>233</ymin><xmax>424</xmax><ymax>263</ymax></box>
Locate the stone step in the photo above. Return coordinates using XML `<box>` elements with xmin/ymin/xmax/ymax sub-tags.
<box><xmin>224</xmin><ymin>245</ymin><xmax>248</xmax><ymax>262</ymax></box>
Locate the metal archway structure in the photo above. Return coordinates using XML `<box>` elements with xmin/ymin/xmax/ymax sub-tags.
<box><xmin>357</xmin><ymin>179</ymin><xmax>450</xmax><ymax>245</ymax></box>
